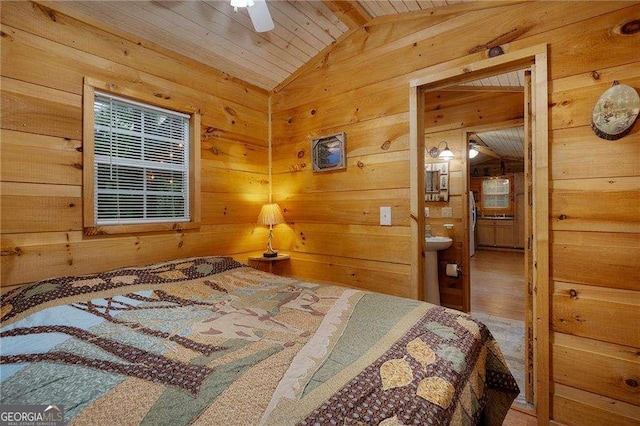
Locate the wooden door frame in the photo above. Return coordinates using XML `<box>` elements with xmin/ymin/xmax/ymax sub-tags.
<box><xmin>409</xmin><ymin>44</ymin><xmax>549</xmax><ymax>423</ymax></box>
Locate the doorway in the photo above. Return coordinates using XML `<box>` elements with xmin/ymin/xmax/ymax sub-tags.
<box><xmin>463</xmin><ymin>110</ymin><xmax>532</xmax><ymax>406</ymax></box>
<box><xmin>466</xmin><ymin>118</ymin><xmax>530</xmax><ymax>407</ymax></box>
<box><xmin>426</xmin><ymin>71</ymin><xmax>532</xmax><ymax>407</ymax></box>
<box><xmin>409</xmin><ymin>45</ymin><xmax>549</xmax><ymax>420</ymax></box>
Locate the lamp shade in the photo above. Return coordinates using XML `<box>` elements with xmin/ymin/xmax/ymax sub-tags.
<box><xmin>257</xmin><ymin>203</ymin><xmax>284</xmax><ymax>226</ymax></box>
<box><xmin>469</xmin><ymin>144</ymin><xmax>479</xmax><ymax>159</ymax></box>
<box><xmin>438</xmin><ymin>146</ymin><xmax>455</xmax><ymax>160</ymax></box>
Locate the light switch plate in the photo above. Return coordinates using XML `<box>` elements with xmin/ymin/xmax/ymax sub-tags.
<box><xmin>380</xmin><ymin>206</ymin><xmax>392</xmax><ymax>226</ymax></box>
<box><xmin>424</xmin><ymin>207</ymin><xmax>429</xmax><ymax>218</ymax></box>
<box><xmin>442</xmin><ymin>207</ymin><xmax>453</xmax><ymax>218</ymax></box>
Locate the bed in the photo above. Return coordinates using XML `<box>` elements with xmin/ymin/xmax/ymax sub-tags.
<box><xmin>0</xmin><ymin>256</ymin><xmax>518</xmax><ymax>425</ymax></box>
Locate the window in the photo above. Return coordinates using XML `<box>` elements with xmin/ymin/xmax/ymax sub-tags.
<box><xmin>83</xmin><ymin>82</ymin><xmax>200</xmax><ymax>234</ymax></box>
<box><xmin>482</xmin><ymin>178</ymin><xmax>511</xmax><ymax>210</ymax></box>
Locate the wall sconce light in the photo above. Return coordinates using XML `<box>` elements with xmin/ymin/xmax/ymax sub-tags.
<box><xmin>428</xmin><ymin>141</ymin><xmax>455</xmax><ymax>160</ymax></box>
<box><xmin>257</xmin><ymin>203</ymin><xmax>284</xmax><ymax>258</ymax></box>
<box><xmin>469</xmin><ymin>142</ymin><xmax>479</xmax><ymax>159</ymax></box>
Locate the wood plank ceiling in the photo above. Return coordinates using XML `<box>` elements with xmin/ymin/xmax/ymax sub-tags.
<box><xmin>42</xmin><ymin>0</ymin><xmax>471</xmax><ymax>91</ymax></box>
<box><xmin>463</xmin><ymin>70</ymin><xmax>526</xmax><ymax>165</ymax></box>
<box><xmin>471</xmin><ymin>126</ymin><xmax>525</xmax><ymax>165</ymax></box>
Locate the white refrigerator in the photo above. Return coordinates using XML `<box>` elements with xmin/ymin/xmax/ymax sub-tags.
<box><xmin>469</xmin><ymin>190</ymin><xmax>477</xmax><ymax>257</ymax></box>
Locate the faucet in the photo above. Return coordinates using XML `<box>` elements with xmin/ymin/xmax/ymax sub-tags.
<box><xmin>425</xmin><ymin>224</ymin><xmax>434</xmax><ymax>238</ymax></box>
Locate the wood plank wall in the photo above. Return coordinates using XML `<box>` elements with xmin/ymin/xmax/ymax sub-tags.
<box><xmin>271</xmin><ymin>2</ymin><xmax>640</xmax><ymax>424</ymax></box>
<box><xmin>0</xmin><ymin>2</ymin><xmax>270</xmax><ymax>289</ymax></box>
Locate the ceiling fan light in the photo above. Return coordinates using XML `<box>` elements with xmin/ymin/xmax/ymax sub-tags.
<box><xmin>230</xmin><ymin>0</ymin><xmax>254</xmax><ymax>10</ymax></box>
<box><xmin>469</xmin><ymin>144</ymin><xmax>479</xmax><ymax>159</ymax></box>
<box><xmin>247</xmin><ymin>0</ymin><xmax>274</xmax><ymax>32</ymax></box>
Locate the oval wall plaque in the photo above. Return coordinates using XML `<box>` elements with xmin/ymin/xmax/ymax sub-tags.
<box><xmin>591</xmin><ymin>82</ymin><xmax>640</xmax><ymax>140</ymax></box>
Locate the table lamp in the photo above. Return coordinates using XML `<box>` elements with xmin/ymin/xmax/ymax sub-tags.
<box><xmin>257</xmin><ymin>203</ymin><xmax>284</xmax><ymax>258</ymax></box>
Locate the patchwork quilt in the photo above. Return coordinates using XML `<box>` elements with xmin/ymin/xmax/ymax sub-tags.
<box><xmin>0</xmin><ymin>257</ymin><xmax>518</xmax><ymax>425</ymax></box>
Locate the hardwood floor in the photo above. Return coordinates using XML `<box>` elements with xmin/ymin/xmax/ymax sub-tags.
<box><xmin>470</xmin><ymin>249</ymin><xmax>525</xmax><ymax>320</ymax></box>
<box><xmin>504</xmin><ymin>407</ymin><xmax>537</xmax><ymax>426</ymax></box>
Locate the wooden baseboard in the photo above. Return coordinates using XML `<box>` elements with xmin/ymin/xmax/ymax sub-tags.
<box><xmin>511</xmin><ymin>403</ymin><xmax>536</xmax><ymax>416</ymax></box>
<box><xmin>477</xmin><ymin>246</ymin><xmax>524</xmax><ymax>253</ymax></box>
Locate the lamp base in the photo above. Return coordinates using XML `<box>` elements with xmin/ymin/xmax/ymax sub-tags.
<box><xmin>263</xmin><ymin>251</ymin><xmax>278</xmax><ymax>258</ymax></box>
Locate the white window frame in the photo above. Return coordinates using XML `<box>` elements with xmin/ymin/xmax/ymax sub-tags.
<box><xmin>83</xmin><ymin>80</ymin><xmax>201</xmax><ymax>235</ymax></box>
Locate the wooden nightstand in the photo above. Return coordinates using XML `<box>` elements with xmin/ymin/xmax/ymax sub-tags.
<box><xmin>248</xmin><ymin>253</ymin><xmax>290</xmax><ymax>273</ymax></box>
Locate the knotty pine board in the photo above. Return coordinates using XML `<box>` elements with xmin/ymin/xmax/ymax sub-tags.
<box><xmin>552</xmin><ymin>384</ymin><xmax>640</xmax><ymax>426</ymax></box>
<box><xmin>551</xmin><ymin>231</ymin><xmax>639</xmax><ymax>291</ymax></box>
<box><xmin>1</xmin><ymin>130</ymin><xmax>82</xmax><ymax>185</ymax></box>
<box><xmin>551</xmin><ymin>126</ymin><xmax>640</xmax><ymax>180</ymax></box>
<box><xmin>551</xmin><ymin>177</ymin><xmax>640</xmax><ymax>234</ymax></box>
<box><xmin>553</xmin><ymin>332</ymin><xmax>640</xmax><ymax>406</ymax></box>
<box><xmin>552</xmin><ymin>281</ymin><xmax>640</xmax><ymax>348</ymax></box>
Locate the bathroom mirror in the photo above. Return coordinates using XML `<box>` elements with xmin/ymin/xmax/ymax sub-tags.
<box><xmin>426</xmin><ymin>170</ymin><xmax>440</xmax><ymax>193</ymax></box>
<box><xmin>425</xmin><ymin>162</ymin><xmax>449</xmax><ymax>202</ymax></box>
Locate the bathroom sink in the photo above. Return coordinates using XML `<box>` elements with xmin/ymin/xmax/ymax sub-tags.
<box><xmin>425</xmin><ymin>236</ymin><xmax>453</xmax><ymax>251</ymax></box>
<box><xmin>424</xmin><ymin>236</ymin><xmax>453</xmax><ymax>305</ymax></box>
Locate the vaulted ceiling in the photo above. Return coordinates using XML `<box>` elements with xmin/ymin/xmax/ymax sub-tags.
<box><xmin>43</xmin><ymin>0</ymin><xmax>472</xmax><ymax>91</ymax></box>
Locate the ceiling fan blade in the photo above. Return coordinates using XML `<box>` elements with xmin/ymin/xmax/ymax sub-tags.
<box><xmin>247</xmin><ymin>0</ymin><xmax>274</xmax><ymax>32</ymax></box>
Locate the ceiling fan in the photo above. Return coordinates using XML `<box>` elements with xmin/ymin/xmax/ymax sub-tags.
<box><xmin>230</xmin><ymin>0</ymin><xmax>274</xmax><ymax>32</ymax></box>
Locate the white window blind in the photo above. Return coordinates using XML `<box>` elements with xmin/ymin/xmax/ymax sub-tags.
<box><xmin>93</xmin><ymin>92</ymin><xmax>190</xmax><ymax>225</ymax></box>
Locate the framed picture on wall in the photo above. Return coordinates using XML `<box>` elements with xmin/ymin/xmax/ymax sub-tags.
<box><xmin>312</xmin><ymin>132</ymin><xmax>346</xmax><ymax>172</ymax></box>
<box><xmin>439</xmin><ymin>174</ymin><xmax>448</xmax><ymax>190</ymax></box>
